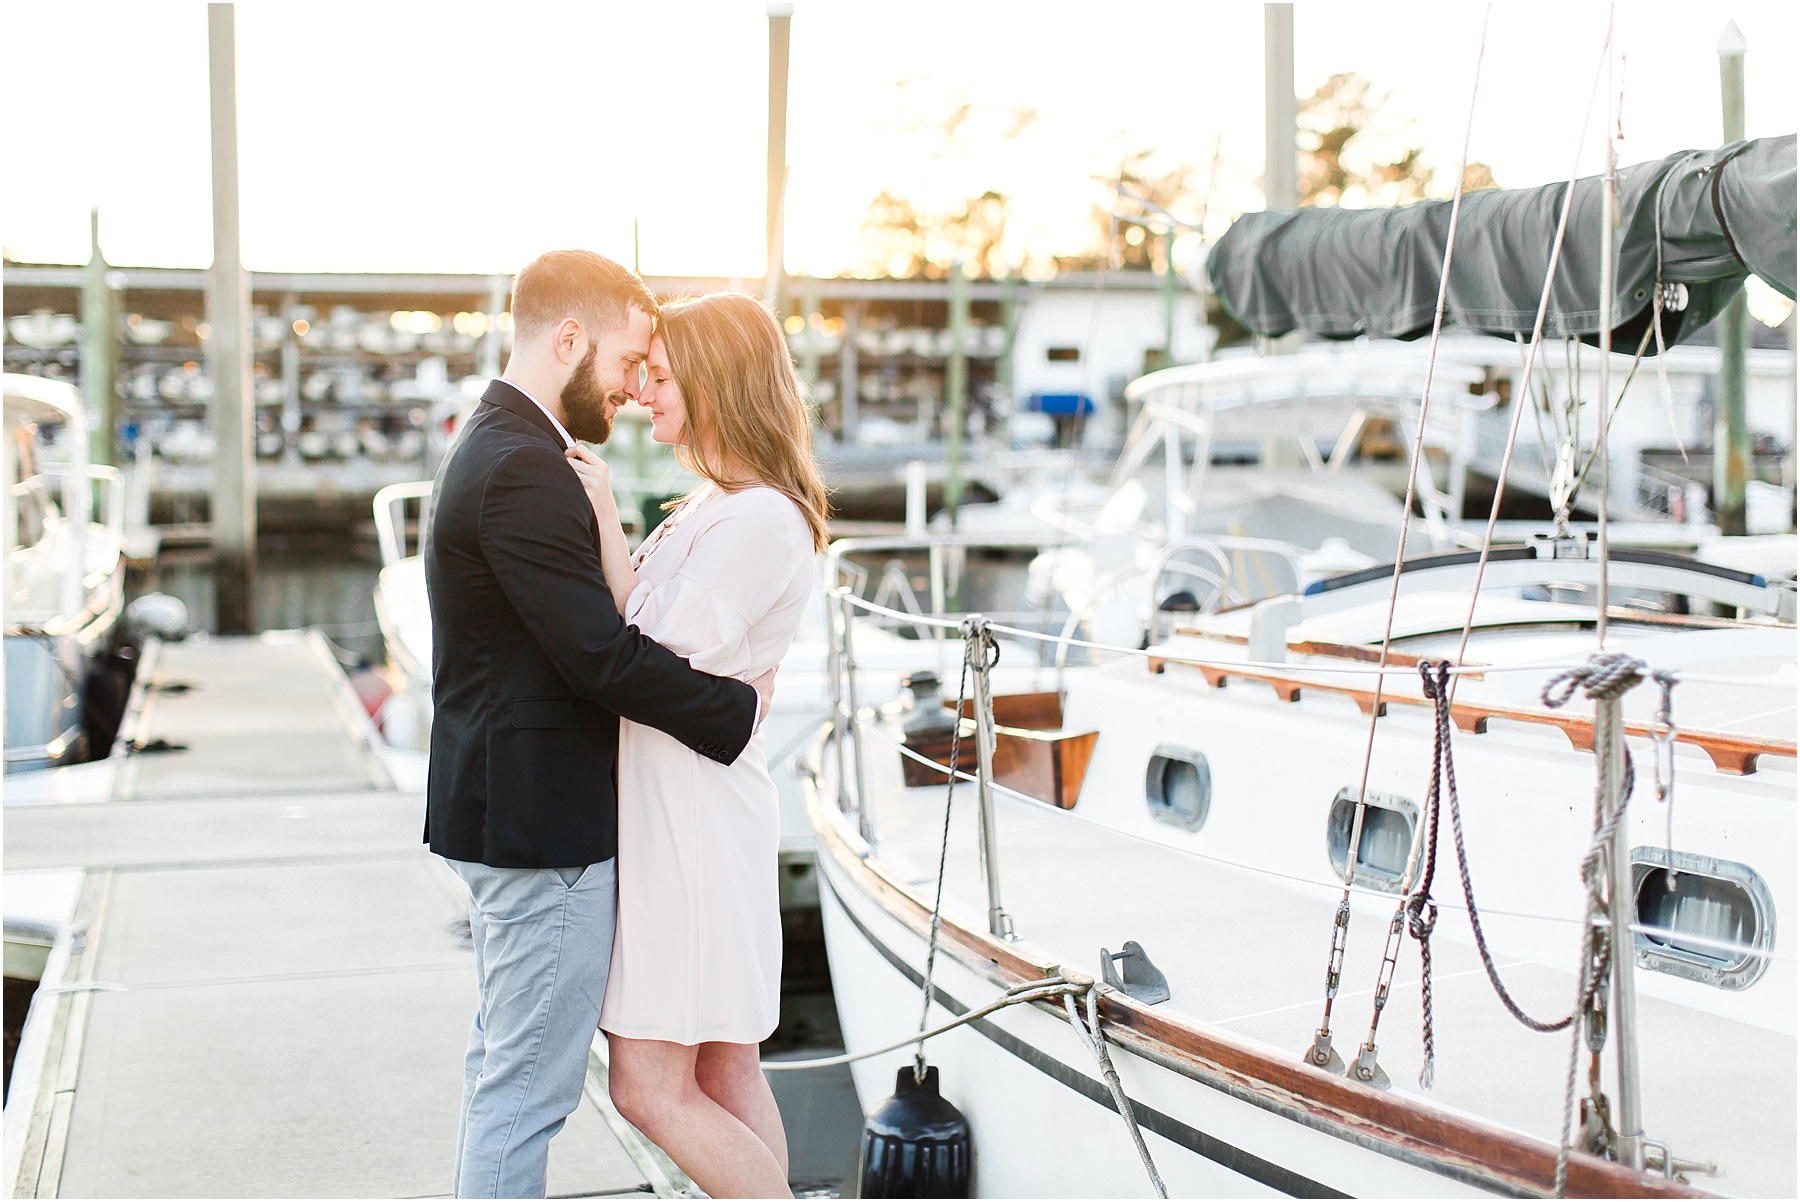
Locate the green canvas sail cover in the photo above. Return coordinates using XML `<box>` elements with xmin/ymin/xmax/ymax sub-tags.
<box><xmin>1207</xmin><ymin>134</ymin><xmax>1795</xmax><ymax>352</ymax></box>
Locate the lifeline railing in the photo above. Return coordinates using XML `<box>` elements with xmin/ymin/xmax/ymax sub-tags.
<box><xmin>817</xmin><ymin>531</ymin><xmax>1795</xmax><ymax>957</ymax></box>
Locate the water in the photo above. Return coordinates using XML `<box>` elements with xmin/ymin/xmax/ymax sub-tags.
<box><xmin>145</xmin><ymin>535</ymin><xmax>386</xmax><ymax>665</ymax></box>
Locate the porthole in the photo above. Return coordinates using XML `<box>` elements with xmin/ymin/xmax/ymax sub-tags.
<box><xmin>1631</xmin><ymin>848</ymin><xmax>1774</xmax><ymax>991</ymax></box>
<box><xmin>1145</xmin><ymin>746</ymin><xmax>1211</xmax><ymax>831</ymax></box>
<box><xmin>1326</xmin><ymin>788</ymin><xmax>1418</xmax><ymax>893</ymax></box>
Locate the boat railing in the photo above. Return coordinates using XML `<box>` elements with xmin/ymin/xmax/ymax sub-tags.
<box><xmin>37</xmin><ymin>464</ymin><xmax>126</xmax><ymax>548</ymax></box>
<box><xmin>820</xmin><ymin>531</ymin><xmax>1797</xmax><ymax>883</ymax></box>
<box><xmin>1635</xmin><ymin>464</ymin><xmax>1710</xmax><ymax>524</ymax></box>
<box><xmin>374</xmin><ymin>480</ymin><xmax>435</xmax><ymax>568</ymax></box>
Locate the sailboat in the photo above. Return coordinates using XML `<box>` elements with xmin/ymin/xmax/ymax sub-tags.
<box><xmin>800</xmin><ymin>44</ymin><xmax>1796</xmax><ymax>1194</ymax></box>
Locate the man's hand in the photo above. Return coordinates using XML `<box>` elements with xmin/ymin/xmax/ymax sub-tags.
<box><xmin>750</xmin><ymin>666</ymin><xmax>777</xmax><ymax>732</ymax></box>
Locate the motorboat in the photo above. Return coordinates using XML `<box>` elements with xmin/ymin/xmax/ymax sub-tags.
<box><xmin>4</xmin><ymin>374</ymin><xmax>126</xmax><ymax>773</ymax></box>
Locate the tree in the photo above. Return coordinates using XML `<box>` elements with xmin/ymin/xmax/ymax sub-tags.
<box><xmin>1055</xmin><ymin>150</ymin><xmax>1201</xmax><ymax>274</ymax></box>
<box><xmin>859</xmin><ymin>189</ymin><xmax>1012</xmax><ymax>279</ymax></box>
<box><xmin>1296</xmin><ymin>72</ymin><xmax>1496</xmax><ymax>208</ymax></box>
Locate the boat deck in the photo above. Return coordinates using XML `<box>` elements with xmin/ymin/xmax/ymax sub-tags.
<box><xmin>845</xmin><ymin>714</ymin><xmax>1796</xmax><ymax>1197</ymax></box>
<box><xmin>5</xmin><ymin>633</ymin><xmax>669</xmax><ymax>1199</ymax></box>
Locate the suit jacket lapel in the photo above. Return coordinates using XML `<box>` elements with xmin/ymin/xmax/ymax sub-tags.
<box><xmin>482</xmin><ymin>379</ymin><xmax>565</xmax><ymax>447</ymax></box>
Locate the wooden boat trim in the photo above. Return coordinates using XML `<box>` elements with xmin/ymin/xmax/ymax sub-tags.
<box><xmin>902</xmin><ymin>721</ymin><xmax>1100</xmax><ymax>810</ymax></box>
<box><xmin>1171</xmin><ymin>627</ymin><xmax>1479</xmax><ymax>672</ymax></box>
<box><xmin>1146</xmin><ymin>656</ymin><xmax>1795</xmax><ymax>776</ymax></box>
<box><xmin>804</xmin><ymin>762</ymin><xmax>1706</xmax><ymax>1198</ymax></box>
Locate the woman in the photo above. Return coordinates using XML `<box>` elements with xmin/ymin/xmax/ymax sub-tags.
<box><xmin>565</xmin><ymin>291</ymin><xmax>827</xmax><ymax>1199</ymax></box>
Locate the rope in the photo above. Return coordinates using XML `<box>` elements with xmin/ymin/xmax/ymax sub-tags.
<box><xmin>1062</xmin><ymin>985</ymin><xmax>1169</xmax><ymax>1198</ymax></box>
<box><xmin>764</xmin><ymin>977</ymin><xmax>1079</xmax><ymax>1072</ymax></box>
<box><xmin>1542</xmin><ymin>649</ymin><xmax>1644</xmax><ymax>1196</ymax></box>
<box><xmin>1407</xmin><ymin>661</ymin><xmax>1453</xmax><ymax>1087</ymax></box>
<box><xmin>765</xmin><ymin>977</ymin><xmax>1171</xmax><ymax>1199</ymax></box>
<box><xmin>913</xmin><ymin>633</ymin><xmax>976</xmax><ymax>1083</ymax></box>
<box><xmin>1420</xmin><ymin>660</ymin><xmax>1580</xmax><ymax>1034</ymax></box>
<box><xmin>1541</xmin><ymin>650</ymin><xmax>1646</xmax><ymax>707</ymax></box>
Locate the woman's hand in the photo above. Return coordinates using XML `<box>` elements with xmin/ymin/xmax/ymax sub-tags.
<box><xmin>566</xmin><ymin>443</ymin><xmax>620</xmax><ymax>526</ymax></box>
<box><xmin>568</xmin><ymin>443</ymin><xmax>637</xmax><ymax>611</ymax></box>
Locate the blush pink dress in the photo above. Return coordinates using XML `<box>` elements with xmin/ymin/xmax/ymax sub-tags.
<box><xmin>598</xmin><ymin>483</ymin><xmax>815</xmax><ymax>1045</ymax></box>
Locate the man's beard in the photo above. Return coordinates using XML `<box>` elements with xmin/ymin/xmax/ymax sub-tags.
<box><xmin>560</xmin><ymin>342</ymin><xmax>621</xmax><ymax>443</ymax></box>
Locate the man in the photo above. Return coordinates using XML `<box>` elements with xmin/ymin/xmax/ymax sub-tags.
<box><xmin>424</xmin><ymin>249</ymin><xmax>771</xmax><ymax>1198</ymax></box>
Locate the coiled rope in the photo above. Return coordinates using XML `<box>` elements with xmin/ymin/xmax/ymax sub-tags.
<box><xmin>1540</xmin><ymin>650</ymin><xmax>1646</xmax><ymax>1196</ymax></box>
<box><xmin>1422</xmin><ymin>660</ymin><xmax>1579</xmax><ymax>1034</ymax></box>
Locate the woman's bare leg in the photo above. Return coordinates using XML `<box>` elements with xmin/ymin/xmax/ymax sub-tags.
<box><xmin>606</xmin><ymin>1033</ymin><xmax>790</xmax><ymax>1199</ymax></box>
<box><xmin>694</xmin><ymin>1041</ymin><xmax>789</xmax><ymax>1178</ymax></box>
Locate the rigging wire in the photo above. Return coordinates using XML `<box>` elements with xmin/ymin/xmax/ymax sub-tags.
<box><xmin>839</xmin><ymin>589</ymin><xmax>1791</xmax><ymax>691</ymax></box>
<box><xmin>1445</xmin><ymin>34</ymin><xmax>1614</xmax><ymax>689</ymax></box>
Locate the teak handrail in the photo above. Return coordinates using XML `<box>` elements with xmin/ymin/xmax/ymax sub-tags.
<box><xmin>1146</xmin><ymin>656</ymin><xmax>1793</xmax><ymax>776</ymax></box>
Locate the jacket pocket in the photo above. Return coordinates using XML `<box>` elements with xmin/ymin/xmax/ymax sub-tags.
<box><xmin>510</xmin><ymin>697</ymin><xmax>611</xmax><ymax>729</ymax></box>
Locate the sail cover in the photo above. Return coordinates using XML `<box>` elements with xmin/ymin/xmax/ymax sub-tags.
<box><xmin>1207</xmin><ymin>134</ymin><xmax>1795</xmax><ymax>351</ymax></box>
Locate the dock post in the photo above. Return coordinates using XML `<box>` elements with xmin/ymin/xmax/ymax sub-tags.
<box><xmin>1160</xmin><ymin>229</ymin><xmax>1178</xmax><ymax>368</ymax></box>
<box><xmin>279</xmin><ymin>293</ymin><xmax>301</xmax><ymax>465</ymax></box>
<box><xmin>207</xmin><ymin>1</ymin><xmax>257</xmax><ymax>634</ymax></box>
<box><xmin>998</xmin><ymin>266</ymin><xmax>1016</xmax><ymax>412</ymax></box>
<box><xmin>945</xmin><ymin>262</ymin><xmax>970</xmax><ymax>526</ymax></box>
<box><xmin>965</xmin><ymin>616</ymin><xmax>1014</xmax><ymax>941</ymax></box>
<box><xmin>764</xmin><ymin>4</ymin><xmax>792</xmax><ymax>314</ymax></box>
<box><xmin>479</xmin><ymin>274</ymin><xmax>508</xmax><ymax>380</ymax></box>
<box><xmin>839</xmin><ymin>302</ymin><xmax>861</xmax><ymax>443</ymax></box>
<box><xmin>1263</xmin><ymin>3</ymin><xmax>1298</xmax><ymax>213</ymax></box>
<box><xmin>81</xmin><ymin>209</ymin><xmax>117</xmax><ymax>468</ymax></box>
<box><xmin>799</xmin><ymin>275</ymin><xmax>821</xmax><ymax>396</ymax></box>
<box><xmin>1714</xmin><ymin>21</ymin><xmax>1750</xmax><ymax>536</ymax></box>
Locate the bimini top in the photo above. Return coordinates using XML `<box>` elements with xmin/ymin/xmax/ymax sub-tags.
<box><xmin>1207</xmin><ymin>134</ymin><xmax>1796</xmax><ymax>351</ymax></box>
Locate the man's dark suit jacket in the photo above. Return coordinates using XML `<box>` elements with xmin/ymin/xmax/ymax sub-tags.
<box><xmin>423</xmin><ymin>379</ymin><xmax>756</xmax><ymax>868</ymax></box>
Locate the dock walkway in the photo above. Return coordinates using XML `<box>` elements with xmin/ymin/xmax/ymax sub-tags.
<box><xmin>6</xmin><ymin>632</ymin><xmax>671</xmax><ymax>1199</ymax></box>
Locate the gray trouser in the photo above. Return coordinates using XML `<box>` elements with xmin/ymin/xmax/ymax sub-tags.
<box><xmin>447</xmin><ymin>857</ymin><xmax>617</xmax><ymax>1199</ymax></box>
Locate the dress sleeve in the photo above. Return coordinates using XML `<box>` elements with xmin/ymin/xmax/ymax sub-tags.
<box><xmin>626</xmin><ymin>492</ymin><xmax>807</xmax><ymax>680</ymax></box>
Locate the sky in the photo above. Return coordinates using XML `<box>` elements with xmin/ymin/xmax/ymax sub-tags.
<box><xmin>3</xmin><ymin>1</ymin><xmax>1795</xmax><ymax>280</ymax></box>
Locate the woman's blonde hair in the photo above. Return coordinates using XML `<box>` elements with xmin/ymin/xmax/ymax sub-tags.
<box><xmin>658</xmin><ymin>291</ymin><xmax>830</xmax><ymax>550</ymax></box>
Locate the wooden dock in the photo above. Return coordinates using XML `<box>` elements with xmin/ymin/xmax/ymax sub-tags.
<box><xmin>5</xmin><ymin>632</ymin><xmax>678</xmax><ymax>1199</ymax></box>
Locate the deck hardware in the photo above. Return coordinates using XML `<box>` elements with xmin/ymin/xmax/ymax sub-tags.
<box><xmin>1630</xmin><ymin>849</ymin><xmax>1774</xmax><ymax>991</ymax></box>
<box><xmin>1099</xmin><ymin>941</ymin><xmax>1171</xmax><ymax>1005</ymax></box>
<box><xmin>1302</xmin><ymin>901</ymin><xmax>1351</xmax><ymax>1075</ymax></box>
<box><xmin>1325</xmin><ymin>788</ymin><xmax>1417</xmax><ymax>892</ymax></box>
<box><xmin>1650</xmin><ymin>671</ymin><xmax>1678</xmax><ymax>882</ymax></box>
<box><xmin>1144</xmin><ymin>746</ymin><xmax>1211</xmax><ymax>831</ymax></box>
<box><xmin>963</xmin><ymin>616</ymin><xmax>1016</xmax><ymax>942</ymax></box>
<box><xmin>1541</xmin><ymin>649</ymin><xmax>1652</xmax><ymax>1190</ymax></box>
<box><xmin>1349</xmin><ymin>907</ymin><xmax>1404</xmax><ymax>1092</ymax></box>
